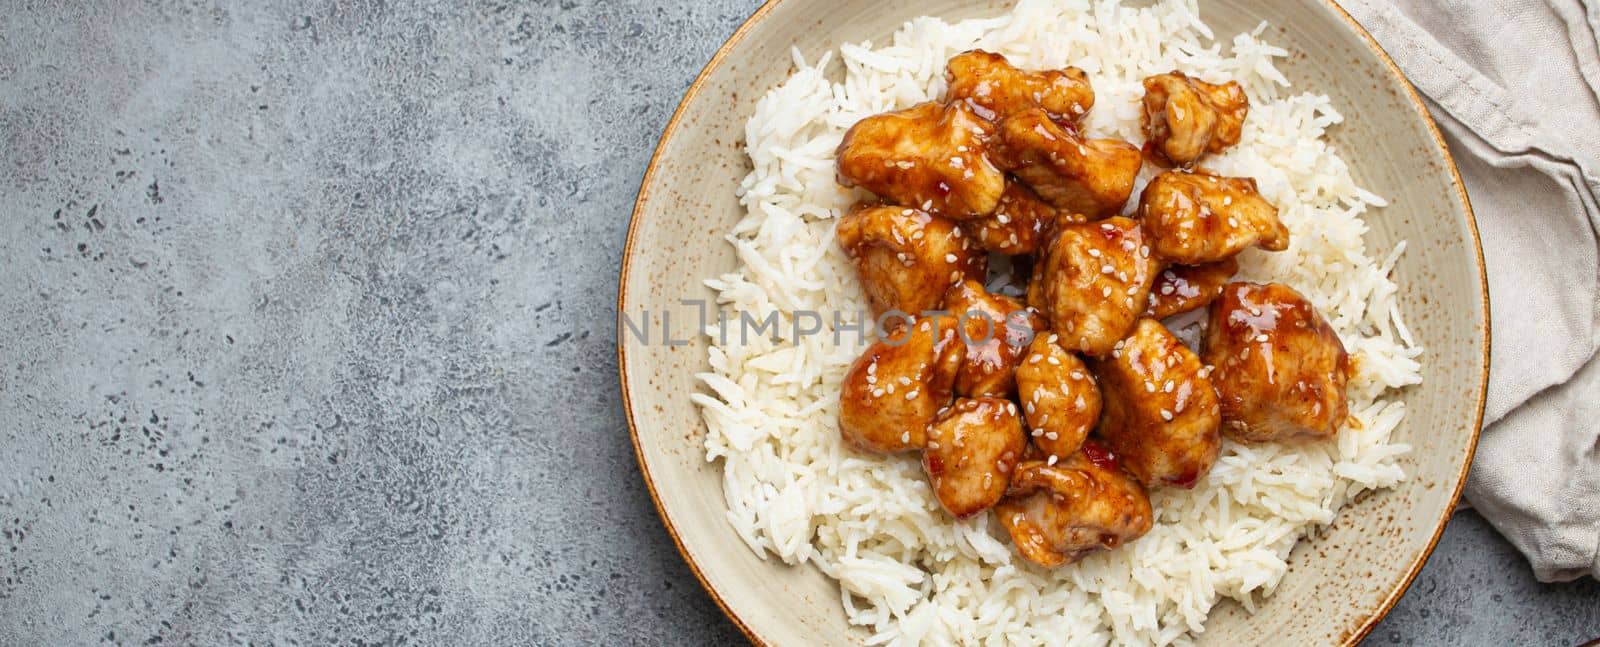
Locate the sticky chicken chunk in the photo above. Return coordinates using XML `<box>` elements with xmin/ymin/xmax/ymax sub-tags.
<box><xmin>836</xmin><ymin>101</ymin><xmax>1005</xmax><ymax>218</ymax></box>
<box><xmin>1027</xmin><ymin>217</ymin><xmax>1156</xmax><ymax>356</ymax></box>
<box><xmin>966</xmin><ymin>182</ymin><xmax>1079</xmax><ymax>255</ymax></box>
<box><xmin>837</xmin><ymin>205</ymin><xmax>987</xmax><ymax>319</ymax></box>
<box><xmin>994</xmin><ymin>108</ymin><xmax>1142</xmax><ymax>217</ymax></box>
<box><xmin>1145</xmin><ymin>258</ymin><xmax>1238</xmax><ymax>319</ymax></box>
<box><xmin>1015</xmin><ymin>335</ymin><xmax>1102</xmax><ymax>460</ymax></box>
<box><xmin>996</xmin><ymin>442</ymin><xmax>1153</xmax><ymax>568</ymax></box>
<box><xmin>1091</xmin><ymin>318</ymin><xmax>1221</xmax><ymax>488</ymax></box>
<box><xmin>1137</xmin><ymin>170</ymin><xmax>1288</xmax><ymax>265</ymax></box>
<box><xmin>945</xmin><ymin>50</ymin><xmax>1094</xmax><ymax>123</ymax></box>
<box><xmin>1203</xmin><ymin>282</ymin><xmax>1350</xmax><ymax>442</ymax></box>
<box><xmin>838</xmin><ymin>316</ymin><xmax>965</xmax><ymax>453</ymax></box>
<box><xmin>944</xmin><ymin>280</ymin><xmax>1046</xmax><ymax>397</ymax></box>
<box><xmin>922</xmin><ymin>397</ymin><xmax>1026</xmax><ymax>518</ymax></box>
<box><xmin>1141</xmin><ymin>71</ymin><xmax>1249</xmax><ymax>166</ymax></box>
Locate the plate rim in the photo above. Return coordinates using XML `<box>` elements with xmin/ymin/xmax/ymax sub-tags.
<box><xmin>615</xmin><ymin>1</ymin><xmax>1489</xmax><ymax>643</ymax></box>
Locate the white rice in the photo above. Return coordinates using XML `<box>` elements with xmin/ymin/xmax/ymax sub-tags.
<box><xmin>692</xmin><ymin>0</ymin><xmax>1424</xmax><ymax>644</ymax></box>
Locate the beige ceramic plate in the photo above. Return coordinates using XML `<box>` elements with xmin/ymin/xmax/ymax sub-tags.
<box><xmin>618</xmin><ymin>0</ymin><xmax>1488</xmax><ymax>643</ymax></box>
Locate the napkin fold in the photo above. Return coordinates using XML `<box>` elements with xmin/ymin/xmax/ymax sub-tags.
<box><xmin>1338</xmin><ymin>0</ymin><xmax>1600</xmax><ymax>581</ymax></box>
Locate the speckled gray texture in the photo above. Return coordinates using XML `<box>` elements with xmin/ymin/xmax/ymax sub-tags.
<box><xmin>0</xmin><ymin>1</ymin><xmax>1593</xmax><ymax>645</ymax></box>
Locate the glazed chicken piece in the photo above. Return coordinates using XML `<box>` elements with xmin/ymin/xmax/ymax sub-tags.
<box><xmin>1026</xmin><ymin>217</ymin><xmax>1156</xmax><ymax>356</ymax></box>
<box><xmin>836</xmin><ymin>101</ymin><xmax>1006</xmax><ymax>218</ymax></box>
<box><xmin>1145</xmin><ymin>258</ymin><xmax>1238</xmax><ymax>319</ymax></box>
<box><xmin>944</xmin><ymin>280</ymin><xmax>1047</xmax><ymax>398</ymax></box>
<box><xmin>993</xmin><ymin>108</ymin><xmax>1142</xmax><ymax>217</ymax></box>
<box><xmin>1137</xmin><ymin>170</ymin><xmax>1287</xmax><ymax>265</ymax></box>
<box><xmin>945</xmin><ymin>49</ymin><xmax>1095</xmax><ymax>123</ymax></box>
<box><xmin>922</xmin><ymin>397</ymin><xmax>1027</xmax><ymax>518</ymax></box>
<box><xmin>1090</xmin><ymin>318</ymin><xmax>1221</xmax><ymax>488</ymax></box>
<box><xmin>1202</xmin><ymin>282</ymin><xmax>1351</xmax><ymax>442</ymax></box>
<box><xmin>837</xmin><ymin>205</ymin><xmax>987</xmax><ymax>319</ymax></box>
<box><xmin>965</xmin><ymin>181</ymin><xmax>1080</xmax><ymax>255</ymax></box>
<box><xmin>996</xmin><ymin>442</ymin><xmax>1153</xmax><ymax>568</ymax></box>
<box><xmin>1141</xmin><ymin>71</ymin><xmax>1249</xmax><ymax>166</ymax></box>
<box><xmin>1015</xmin><ymin>334</ymin><xmax>1102</xmax><ymax>460</ymax></box>
<box><xmin>838</xmin><ymin>316</ymin><xmax>966</xmax><ymax>453</ymax></box>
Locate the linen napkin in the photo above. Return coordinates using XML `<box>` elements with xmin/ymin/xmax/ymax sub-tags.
<box><xmin>1337</xmin><ymin>0</ymin><xmax>1600</xmax><ymax>581</ymax></box>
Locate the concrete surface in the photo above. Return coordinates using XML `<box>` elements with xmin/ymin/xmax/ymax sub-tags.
<box><xmin>0</xmin><ymin>1</ymin><xmax>1593</xmax><ymax>645</ymax></box>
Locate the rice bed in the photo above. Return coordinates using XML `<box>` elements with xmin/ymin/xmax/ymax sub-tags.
<box><xmin>692</xmin><ymin>0</ymin><xmax>1423</xmax><ymax>643</ymax></box>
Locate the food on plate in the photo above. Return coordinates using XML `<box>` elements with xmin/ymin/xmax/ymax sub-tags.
<box><xmin>838</xmin><ymin>315</ymin><xmax>965</xmax><ymax>453</ymax></box>
<box><xmin>922</xmin><ymin>397</ymin><xmax>1027</xmax><ymax>517</ymax></box>
<box><xmin>996</xmin><ymin>442</ymin><xmax>1153</xmax><ymax>568</ymax></box>
<box><xmin>1091</xmin><ymin>318</ymin><xmax>1222</xmax><ymax>488</ymax></box>
<box><xmin>1015</xmin><ymin>335</ymin><xmax>1101</xmax><ymax>460</ymax></box>
<box><xmin>945</xmin><ymin>49</ymin><xmax>1094</xmax><ymax>123</ymax></box>
<box><xmin>1204</xmin><ymin>281</ymin><xmax>1352</xmax><ymax>442</ymax></box>
<box><xmin>836</xmin><ymin>204</ymin><xmax>986</xmax><ymax>318</ymax></box>
<box><xmin>1026</xmin><ymin>216</ymin><xmax>1156</xmax><ymax>355</ymax></box>
<box><xmin>1137</xmin><ymin>169</ymin><xmax>1289</xmax><ymax>264</ymax></box>
<box><xmin>993</xmin><ymin>108</ymin><xmax>1143</xmax><ymax>216</ymax></box>
<box><xmin>943</xmin><ymin>280</ymin><xmax>1045</xmax><ymax>397</ymax></box>
<box><xmin>1140</xmin><ymin>71</ymin><xmax>1249</xmax><ymax>166</ymax></box>
<box><xmin>1145</xmin><ymin>257</ymin><xmax>1239</xmax><ymax>319</ymax></box>
<box><xmin>835</xmin><ymin>101</ymin><xmax>1005</xmax><ymax>218</ymax></box>
<box><xmin>965</xmin><ymin>181</ymin><xmax>1076</xmax><ymax>255</ymax></box>
<box><xmin>697</xmin><ymin>3</ymin><xmax>1422</xmax><ymax>642</ymax></box>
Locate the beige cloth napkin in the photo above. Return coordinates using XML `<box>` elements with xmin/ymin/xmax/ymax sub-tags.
<box><xmin>1337</xmin><ymin>0</ymin><xmax>1600</xmax><ymax>581</ymax></box>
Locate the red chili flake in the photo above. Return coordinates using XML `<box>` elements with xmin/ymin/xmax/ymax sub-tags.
<box><xmin>1081</xmin><ymin>440</ymin><xmax>1118</xmax><ymax>471</ymax></box>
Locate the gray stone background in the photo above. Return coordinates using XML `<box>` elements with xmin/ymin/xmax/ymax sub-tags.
<box><xmin>0</xmin><ymin>0</ymin><xmax>1594</xmax><ymax>644</ymax></box>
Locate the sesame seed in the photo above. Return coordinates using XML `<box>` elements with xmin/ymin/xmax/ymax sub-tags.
<box><xmin>1255</xmin><ymin>334</ymin><xmax>1269</xmax><ymax>343</ymax></box>
<box><xmin>1028</xmin><ymin>355</ymin><xmax>1042</xmax><ymax>364</ymax></box>
<box><xmin>1164</xmin><ymin>380</ymin><xmax>1174</xmax><ymax>393</ymax></box>
<box><xmin>1031</xmin><ymin>428</ymin><xmax>1043</xmax><ymax>437</ymax></box>
<box><xmin>901</xmin><ymin>431</ymin><xmax>910</xmax><ymax>443</ymax></box>
<box><xmin>1070</xmin><ymin>371</ymin><xmax>1084</xmax><ymax>380</ymax></box>
<box><xmin>905</xmin><ymin>389</ymin><xmax>920</xmax><ymax>400</ymax></box>
<box><xmin>1101</xmin><ymin>286</ymin><xmax>1112</xmax><ymax>297</ymax></box>
<box><xmin>1026</xmin><ymin>402</ymin><xmax>1036</xmax><ymax>414</ymax></box>
<box><xmin>997</xmin><ymin>214</ymin><xmax>1010</xmax><ymax>225</ymax></box>
<box><xmin>1101</xmin><ymin>264</ymin><xmax>1114</xmax><ymax>274</ymax></box>
<box><xmin>1047</xmin><ymin>454</ymin><xmax>1059</xmax><ymax>465</ymax></box>
<box><xmin>1046</xmin><ymin>356</ymin><xmax>1060</xmax><ymax>366</ymax></box>
<box><xmin>1088</xmin><ymin>249</ymin><xmax>1102</xmax><ymax>258</ymax></box>
<box><xmin>1160</xmin><ymin>409</ymin><xmax>1173</xmax><ymax>421</ymax></box>
<box><xmin>945</xmin><ymin>253</ymin><xmax>958</xmax><ymax>263</ymax></box>
<box><xmin>1145</xmin><ymin>382</ymin><xmax>1155</xmax><ymax>393</ymax></box>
